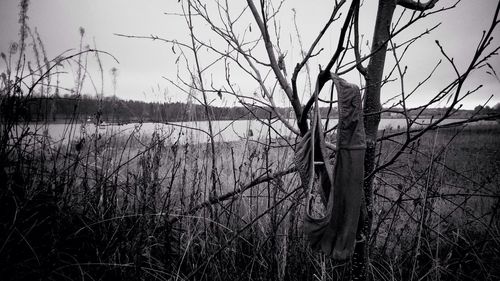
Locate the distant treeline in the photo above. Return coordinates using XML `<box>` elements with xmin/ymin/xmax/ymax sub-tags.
<box><xmin>3</xmin><ymin>95</ymin><xmax>495</xmax><ymax>123</ymax></box>
<box><xmin>7</xmin><ymin>95</ymin><xmax>299</xmax><ymax>123</ymax></box>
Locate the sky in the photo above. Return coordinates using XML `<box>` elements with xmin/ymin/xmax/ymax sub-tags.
<box><xmin>0</xmin><ymin>0</ymin><xmax>499</xmax><ymax>109</ymax></box>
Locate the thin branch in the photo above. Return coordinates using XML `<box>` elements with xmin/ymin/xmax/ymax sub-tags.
<box><xmin>398</xmin><ymin>0</ymin><xmax>438</xmax><ymax>11</ymax></box>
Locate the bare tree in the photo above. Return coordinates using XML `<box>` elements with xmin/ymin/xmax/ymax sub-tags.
<box><xmin>121</xmin><ymin>0</ymin><xmax>500</xmax><ymax>279</ymax></box>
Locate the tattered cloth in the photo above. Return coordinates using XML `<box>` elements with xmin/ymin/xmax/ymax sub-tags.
<box><xmin>295</xmin><ymin>73</ymin><xmax>366</xmax><ymax>260</ymax></box>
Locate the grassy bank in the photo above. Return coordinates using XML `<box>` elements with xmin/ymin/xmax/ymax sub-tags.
<box><xmin>371</xmin><ymin>124</ymin><xmax>500</xmax><ymax>280</ymax></box>
<box><xmin>1</xmin><ymin>119</ymin><xmax>499</xmax><ymax>280</ymax></box>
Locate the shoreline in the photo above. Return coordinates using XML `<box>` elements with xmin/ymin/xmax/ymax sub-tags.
<box><xmin>19</xmin><ymin>115</ymin><xmax>486</xmax><ymax>125</ymax></box>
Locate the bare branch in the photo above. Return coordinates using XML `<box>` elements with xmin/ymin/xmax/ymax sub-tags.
<box><xmin>323</xmin><ymin>0</ymin><xmax>359</xmax><ymax>74</ymax></box>
<box><xmin>398</xmin><ymin>0</ymin><xmax>438</xmax><ymax>11</ymax></box>
<box><xmin>353</xmin><ymin>2</ymin><xmax>367</xmax><ymax>76</ymax></box>
<box><xmin>114</xmin><ymin>33</ymin><xmax>192</xmax><ymax>50</ymax></box>
<box><xmin>246</xmin><ymin>0</ymin><xmax>295</xmax><ymax>106</ymax></box>
<box><xmin>291</xmin><ymin>0</ymin><xmax>347</xmax><ymax>110</ymax></box>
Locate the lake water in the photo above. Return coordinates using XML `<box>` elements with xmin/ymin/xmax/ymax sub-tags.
<box><xmin>19</xmin><ymin>118</ymin><xmax>496</xmax><ymax>144</ymax></box>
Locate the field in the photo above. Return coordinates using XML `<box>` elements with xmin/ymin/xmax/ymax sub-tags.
<box><xmin>1</xmin><ymin>120</ymin><xmax>499</xmax><ymax>281</ymax></box>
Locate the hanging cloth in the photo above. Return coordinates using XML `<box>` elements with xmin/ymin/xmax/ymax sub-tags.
<box><xmin>295</xmin><ymin>72</ymin><xmax>366</xmax><ymax>260</ymax></box>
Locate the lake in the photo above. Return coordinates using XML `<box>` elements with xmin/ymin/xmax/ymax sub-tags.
<box><xmin>18</xmin><ymin>118</ymin><xmax>496</xmax><ymax>144</ymax></box>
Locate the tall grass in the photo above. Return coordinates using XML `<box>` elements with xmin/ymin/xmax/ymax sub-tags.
<box><xmin>370</xmin><ymin>125</ymin><xmax>500</xmax><ymax>281</ymax></box>
<box><xmin>1</xmin><ymin>3</ymin><xmax>499</xmax><ymax>281</ymax></box>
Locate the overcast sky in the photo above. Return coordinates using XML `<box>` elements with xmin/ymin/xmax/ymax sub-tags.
<box><xmin>0</xmin><ymin>0</ymin><xmax>499</xmax><ymax>109</ymax></box>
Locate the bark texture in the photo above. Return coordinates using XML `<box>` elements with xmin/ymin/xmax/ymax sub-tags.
<box><xmin>352</xmin><ymin>0</ymin><xmax>397</xmax><ymax>280</ymax></box>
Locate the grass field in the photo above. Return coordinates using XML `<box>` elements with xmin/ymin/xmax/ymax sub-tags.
<box><xmin>1</xmin><ymin>119</ymin><xmax>499</xmax><ymax>281</ymax></box>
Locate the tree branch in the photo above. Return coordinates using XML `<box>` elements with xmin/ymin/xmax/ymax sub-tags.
<box><xmin>291</xmin><ymin>0</ymin><xmax>347</xmax><ymax>123</ymax></box>
<box><xmin>299</xmin><ymin>0</ymin><xmax>359</xmax><ymax>132</ymax></box>
<box><xmin>353</xmin><ymin>1</ymin><xmax>367</xmax><ymax>76</ymax></box>
<box><xmin>168</xmin><ymin>166</ymin><xmax>297</xmax><ymax>224</ymax></box>
<box><xmin>398</xmin><ymin>0</ymin><xmax>438</xmax><ymax>11</ymax></box>
<box><xmin>246</xmin><ymin>0</ymin><xmax>298</xmax><ymax>117</ymax></box>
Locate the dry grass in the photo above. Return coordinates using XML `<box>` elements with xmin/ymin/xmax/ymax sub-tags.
<box><xmin>1</xmin><ymin>118</ymin><xmax>499</xmax><ymax>281</ymax></box>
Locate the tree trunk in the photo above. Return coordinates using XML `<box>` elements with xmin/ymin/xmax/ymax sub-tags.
<box><xmin>352</xmin><ymin>0</ymin><xmax>396</xmax><ymax>280</ymax></box>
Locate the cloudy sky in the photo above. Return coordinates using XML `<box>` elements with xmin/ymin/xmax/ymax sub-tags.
<box><xmin>0</xmin><ymin>0</ymin><xmax>498</xmax><ymax>109</ymax></box>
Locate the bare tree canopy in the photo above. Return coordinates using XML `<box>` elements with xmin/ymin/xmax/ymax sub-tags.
<box><xmin>162</xmin><ymin>0</ymin><xmax>500</xmax><ymax>279</ymax></box>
